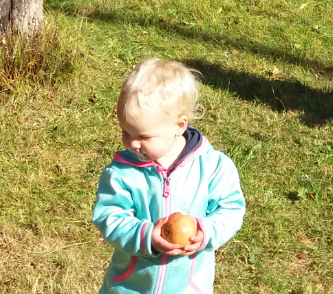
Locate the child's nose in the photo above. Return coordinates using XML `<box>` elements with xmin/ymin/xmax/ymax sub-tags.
<box><xmin>130</xmin><ymin>139</ymin><xmax>141</xmax><ymax>149</ymax></box>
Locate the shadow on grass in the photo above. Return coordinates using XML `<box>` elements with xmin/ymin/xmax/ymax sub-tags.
<box><xmin>182</xmin><ymin>59</ymin><xmax>333</xmax><ymax>127</ymax></box>
<box><xmin>286</xmin><ymin>191</ymin><xmax>300</xmax><ymax>203</ymax></box>
<box><xmin>44</xmin><ymin>2</ymin><xmax>333</xmax><ymax>126</ymax></box>
<box><xmin>48</xmin><ymin>3</ymin><xmax>333</xmax><ymax>77</ymax></box>
<box><xmin>159</xmin><ymin>21</ymin><xmax>333</xmax><ymax>79</ymax></box>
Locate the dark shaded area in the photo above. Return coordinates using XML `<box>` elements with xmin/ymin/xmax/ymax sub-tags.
<box><xmin>44</xmin><ymin>1</ymin><xmax>333</xmax><ymax>126</ymax></box>
<box><xmin>182</xmin><ymin>59</ymin><xmax>333</xmax><ymax>126</ymax></box>
<box><xmin>286</xmin><ymin>191</ymin><xmax>300</xmax><ymax>203</ymax></box>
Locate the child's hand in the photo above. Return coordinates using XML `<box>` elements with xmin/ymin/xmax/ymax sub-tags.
<box><xmin>179</xmin><ymin>229</ymin><xmax>203</xmax><ymax>256</ymax></box>
<box><xmin>151</xmin><ymin>217</ymin><xmax>182</xmax><ymax>255</ymax></box>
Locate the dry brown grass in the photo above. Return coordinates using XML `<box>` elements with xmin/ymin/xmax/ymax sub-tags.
<box><xmin>0</xmin><ymin>224</ymin><xmax>112</xmax><ymax>294</ymax></box>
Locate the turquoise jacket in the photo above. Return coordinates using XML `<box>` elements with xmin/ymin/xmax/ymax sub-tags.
<box><xmin>93</xmin><ymin>127</ymin><xmax>245</xmax><ymax>294</ymax></box>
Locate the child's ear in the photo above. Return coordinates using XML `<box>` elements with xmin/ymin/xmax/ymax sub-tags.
<box><xmin>176</xmin><ymin>115</ymin><xmax>188</xmax><ymax>136</ymax></box>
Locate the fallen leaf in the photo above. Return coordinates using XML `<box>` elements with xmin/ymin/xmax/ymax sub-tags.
<box><xmin>88</xmin><ymin>182</ymin><xmax>98</xmax><ymax>190</ymax></box>
<box><xmin>17</xmin><ymin>118</ymin><xmax>25</xmax><ymax>123</ymax></box>
<box><xmin>53</xmin><ymin>164</ymin><xmax>62</xmax><ymax>172</ymax></box>
<box><xmin>89</xmin><ymin>95</ymin><xmax>98</xmax><ymax>103</ymax></box>
<box><xmin>297</xmin><ymin>253</ymin><xmax>305</xmax><ymax>259</ymax></box>
<box><xmin>247</xmin><ymin>6</ymin><xmax>257</xmax><ymax>11</ymax></box>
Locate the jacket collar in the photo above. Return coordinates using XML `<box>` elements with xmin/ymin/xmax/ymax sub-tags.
<box><xmin>113</xmin><ymin>126</ymin><xmax>209</xmax><ymax>169</ymax></box>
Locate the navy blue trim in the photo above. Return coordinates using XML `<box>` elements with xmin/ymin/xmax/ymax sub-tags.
<box><xmin>167</xmin><ymin>126</ymin><xmax>203</xmax><ymax>174</ymax></box>
<box><xmin>176</xmin><ymin>126</ymin><xmax>203</xmax><ymax>164</ymax></box>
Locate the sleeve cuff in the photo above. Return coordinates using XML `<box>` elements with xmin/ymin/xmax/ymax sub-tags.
<box><xmin>140</xmin><ymin>222</ymin><xmax>161</xmax><ymax>257</ymax></box>
<box><xmin>196</xmin><ymin>218</ymin><xmax>208</xmax><ymax>251</ymax></box>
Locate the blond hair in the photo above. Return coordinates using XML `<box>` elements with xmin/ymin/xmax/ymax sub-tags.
<box><xmin>117</xmin><ymin>59</ymin><xmax>202</xmax><ymax>123</ymax></box>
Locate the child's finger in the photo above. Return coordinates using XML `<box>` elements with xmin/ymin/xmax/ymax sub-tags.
<box><xmin>178</xmin><ymin>245</ymin><xmax>198</xmax><ymax>255</ymax></box>
<box><xmin>179</xmin><ymin>250</ymin><xmax>196</xmax><ymax>256</ymax></box>
<box><xmin>158</xmin><ymin>238</ymin><xmax>181</xmax><ymax>251</ymax></box>
<box><xmin>190</xmin><ymin>230</ymin><xmax>203</xmax><ymax>243</ymax></box>
<box><xmin>162</xmin><ymin>242</ymin><xmax>181</xmax><ymax>251</ymax></box>
<box><xmin>165</xmin><ymin>248</ymin><xmax>183</xmax><ymax>256</ymax></box>
<box><xmin>183</xmin><ymin>243</ymin><xmax>200</xmax><ymax>252</ymax></box>
<box><xmin>190</xmin><ymin>236</ymin><xmax>202</xmax><ymax>243</ymax></box>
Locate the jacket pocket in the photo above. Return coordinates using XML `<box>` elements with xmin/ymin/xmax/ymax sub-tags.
<box><xmin>112</xmin><ymin>255</ymin><xmax>138</xmax><ymax>282</ymax></box>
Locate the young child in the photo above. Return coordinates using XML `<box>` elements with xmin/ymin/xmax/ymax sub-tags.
<box><xmin>93</xmin><ymin>59</ymin><xmax>245</xmax><ymax>294</ymax></box>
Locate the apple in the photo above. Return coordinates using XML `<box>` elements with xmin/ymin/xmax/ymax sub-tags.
<box><xmin>161</xmin><ymin>212</ymin><xmax>198</xmax><ymax>248</ymax></box>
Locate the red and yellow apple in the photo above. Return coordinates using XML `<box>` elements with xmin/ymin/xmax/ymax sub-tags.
<box><xmin>161</xmin><ymin>212</ymin><xmax>198</xmax><ymax>248</ymax></box>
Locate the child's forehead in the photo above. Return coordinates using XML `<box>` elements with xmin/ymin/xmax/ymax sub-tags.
<box><xmin>118</xmin><ymin>95</ymin><xmax>177</xmax><ymax>119</ymax></box>
<box><xmin>118</xmin><ymin>116</ymin><xmax>175</xmax><ymax>138</ymax></box>
<box><xmin>119</xmin><ymin>109</ymin><xmax>172</xmax><ymax>124</ymax></box>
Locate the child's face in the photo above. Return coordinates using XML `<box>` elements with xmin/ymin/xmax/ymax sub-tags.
<box><xmin>118</xmin><ymin>111</ymin><xmax>186</xmax><ymax>163</ymax></box>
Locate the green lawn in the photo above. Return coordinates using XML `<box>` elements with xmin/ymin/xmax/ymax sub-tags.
<box><xmin>1</xmin><ymin>0</ymin><xmax>332</xmax><ymax>293</ymax></box>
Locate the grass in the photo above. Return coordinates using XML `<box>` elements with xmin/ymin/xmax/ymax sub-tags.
<box><xmin>1</xmin><ymin>0</ymin><xmax>333</xmax><ymax>293</ymax></box>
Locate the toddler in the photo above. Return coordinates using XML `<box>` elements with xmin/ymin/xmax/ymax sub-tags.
<box><xmin>93</xmin><ymin>58</ymin><xmax>245</xmax><ymax>294</ymax></box>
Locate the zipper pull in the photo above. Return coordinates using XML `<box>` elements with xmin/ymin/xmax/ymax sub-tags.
<box><xmin>163</xmin><ymin>177</ymin><xmax>170</xmax><ymax>198</ymax></box>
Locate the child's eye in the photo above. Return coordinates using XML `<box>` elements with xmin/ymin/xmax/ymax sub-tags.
<box><xmin>140</xmin><ymin>135</ymin><xmax>151</xmax><ymax>139</ymax></box>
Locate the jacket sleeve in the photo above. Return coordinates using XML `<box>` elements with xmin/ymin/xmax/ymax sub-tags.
<box><xmin>197</xmin><ymin>156</ymin><xmax>245</xmax><ymax>251</ymax></box>
<box><xmin>92</xmin><ymin>165</ymin><xmax>158</xmax><ymax>257</ymax></box>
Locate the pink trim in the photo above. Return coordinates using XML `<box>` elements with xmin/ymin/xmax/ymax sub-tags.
<box><xmin>114</xmin><ymin>137</ymin><xmax>209</xmax><ymax>170</ymax></box>
<box><xmin>196</xmin><ymin>218</ymin><xmax>206</xmax><ymax>251</ymax></box>
<box><xmin>155</xmin><ymin>254</ymin><xmax>168</xmax><ymax>294</ymax></box>
<box><xmin>112</xmin><ymin>256</ymin><xmax>138</xmax><ymax>282</ymax></box>
<box><xmin>188</xmin><ymin>256</ymin><xmax>203</xmax><ymax>294</ymax></box>
<box><xmin>114</xmin><ymin>152</ymin><xmax>156</xmax><ymax>167</ymax></box>
<box><xmin>156</xmin><ymin>164</ymin><xmax>166</xmax><ymax>174</ymax></box>
<box><xmin>140</xmin><ymin>223</ymin><xmax>148</xmax><ymax>254</ymax></box>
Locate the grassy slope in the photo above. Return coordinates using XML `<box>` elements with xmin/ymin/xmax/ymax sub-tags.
<box><xmin>1</xmin><ymin>0</ymin><xmax>332</xmax><ymax>293</ymax></box>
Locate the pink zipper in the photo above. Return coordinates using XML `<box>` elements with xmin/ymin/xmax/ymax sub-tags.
<box><xmin>163</xmin><ymin>176</ymin><xmax>170</xmax><ymax>198</ymax></box>
<box><xmin>162</xmin><ymin>173</ymin><xmax>171</xmax><ymax>218</ymax></box>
